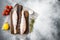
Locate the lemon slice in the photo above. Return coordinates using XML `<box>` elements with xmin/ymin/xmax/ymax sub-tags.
<box><xmin>2</xmin><ymin>22</ymin><xmax>9</xmax><ymax>30</ymax></box>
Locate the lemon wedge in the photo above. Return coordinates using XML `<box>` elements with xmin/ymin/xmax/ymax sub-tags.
<box><xmin>2</xmin><ymin>22</ymin><xmax>9</xmax><ymax>30</ymax></box>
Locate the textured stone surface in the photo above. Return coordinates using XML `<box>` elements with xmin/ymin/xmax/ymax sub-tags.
<box><xmin>0</xmin><ymin>0</ymin><xmax>60</xmax><ymax>40</ymax></box>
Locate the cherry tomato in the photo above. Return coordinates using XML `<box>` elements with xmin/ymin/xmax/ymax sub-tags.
<box><xmin>9</xmin><ymin>6</ymin><xmax>12</xmax><ymax>9</ymax></box>
<box><xmin>2</xmin><ymin>5</ymin><xmax>13</xmax><ymax>16</ymax></box>
<box><xmin>2</xmin><ymin>10</ymin><xmax>7</xmax><ymax>16</ymax></box>
<box><xmin>4</xmin><ymin>9</ymin><xmax>7</xmax><ymax>12</ymax></box>
<box><xmin>2</xmin><ymin>12</ymin><xmax>5</xmax><ymax>16</ymax></box>
<box><xmin>5</xmin><ymin>12</ymin><xmax>8</xmax><ymax>15</ymax></box>
<box><xmin>6</xmin><ymin>9</ymin><xmax>10</xmax><ymax>12</ymax></box>
<box><xmin>5</xmin><ymin>5</ymin><xmax>9</xmax><ymax>9</ymax></box>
